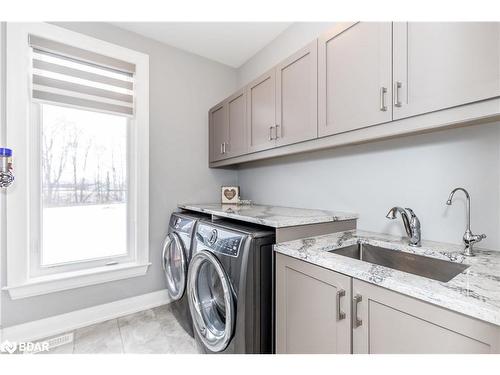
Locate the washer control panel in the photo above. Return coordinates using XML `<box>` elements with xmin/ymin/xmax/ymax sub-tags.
<box><xmin>197</xmin><ymin>224</ymin><xmax>245</xmax><ymax>257</ymax></box>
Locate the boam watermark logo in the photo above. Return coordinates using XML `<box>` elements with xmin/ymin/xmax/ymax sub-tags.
<box><xmin>0</xmin><ymin>340</ymin><xmax>49</xmax><ymax>354</ymax></box>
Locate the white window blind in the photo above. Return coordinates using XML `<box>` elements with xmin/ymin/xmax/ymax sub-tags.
<box><xmin>29</xmin><ymin>35</ymin><xmax>135</xmax><ymax>116</ymax></box>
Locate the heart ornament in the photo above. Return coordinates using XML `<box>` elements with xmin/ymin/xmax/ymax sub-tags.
<box><xmin>224</xmin><ymin>189</ymin><xmax>236</xmax><ymax>200</ymax></box>
<box><xmin>221</xmin><ymin>186</ymin><xmax>240</xmax><ymax>203</ymax></box>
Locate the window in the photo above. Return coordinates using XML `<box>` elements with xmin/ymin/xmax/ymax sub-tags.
<box><xmin>40</xmin><ymin>104</ymin><xmax>128</xmax><ymax>268</ymax></box>
<box><xmin>6</xmin><ymin>23</ymin><xmax>149</xmax><ymax>299</ymax></box>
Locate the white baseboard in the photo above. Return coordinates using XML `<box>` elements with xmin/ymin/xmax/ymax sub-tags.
<box><xmin>0</xmin><ymin>289</ymin><xmax>171</xmax><ymax>343</ymax></box>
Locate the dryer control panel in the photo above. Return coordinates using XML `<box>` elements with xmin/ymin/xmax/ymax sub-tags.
<box><xmin>196</xmin><ymin>224</ymin><xmax>245</xmax><ymax>257</ymax></box>
<box><xmin>169</xmin><ymin>215</ymin><xmax>195</xmax><ymax>234</ymax></box>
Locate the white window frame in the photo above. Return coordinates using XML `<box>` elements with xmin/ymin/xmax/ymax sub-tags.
<box><xmin>4</xmin><ymin>23</ymin><xmax>150</xmax><ymax>300</ymax></box>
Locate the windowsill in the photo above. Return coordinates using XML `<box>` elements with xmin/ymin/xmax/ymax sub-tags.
<box><xmin>3</xmin><ymin>262</ymin><xmax>151</xmax><ymax>300</ymax></box>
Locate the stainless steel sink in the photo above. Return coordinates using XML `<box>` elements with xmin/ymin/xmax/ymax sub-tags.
<box><xmin>329</xmin><ymin>243</ymin><xmax>469</xmax><ymax>282</ymax></box>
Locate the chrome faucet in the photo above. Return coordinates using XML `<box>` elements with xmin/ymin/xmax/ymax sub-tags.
<box><xmin>446</xmin><ymin>187</ymin><xmax>486</xmax><ymax>256</ymax></box>
<box><xmin>386</xmin><ymin>207</ymin><xmax>421</xmax><ymax>247</ymax></box>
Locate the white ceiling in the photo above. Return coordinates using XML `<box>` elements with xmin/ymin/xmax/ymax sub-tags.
<box><xmin>111</xmin><ymin>22</ymin><xmax>292</xmax><ymax>68</ymax></box>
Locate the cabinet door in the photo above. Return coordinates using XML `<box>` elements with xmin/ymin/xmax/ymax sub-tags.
<box><xmin>352</xmin><ymin>279</ymin><xmax>500</xmax><ymax>354</ymax></box>
<box><xmin>275</xmin><ymin>41</ymin><xmax>318</xmax><ymax>147</ymax></box>
<box><xmin>209</xmin><ymin>102</ymin><xmax>228</xmax><ymax>162</ymax></box>
<box><xmin>393</xmin><ymin>22</ymin><xmax>500</xmax><ymax>120</ymax></box>
<box><xmin>246</xmin><ymin>69</ymin><xmax>276</xmax><ymax>153</ymax></box>
<box><xmin>318</xmin><ymin>22</ymin><xmax>392</xmax><ymax>137</ymax></box>
<box><xmin>275</xmin><ymin>253</ymin><xmax>351</xmax><ymax>354</ymax></box>
<box><xmin>226</xmin><ymin>89</ymin><xmax>247</xmax><ymax>158</ymax></box>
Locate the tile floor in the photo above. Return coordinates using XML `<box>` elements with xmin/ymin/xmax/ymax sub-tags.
<box><xmin>38</xmin><ymin>304</ymin><xmax>200</xmax><ymax>354</ymax></box>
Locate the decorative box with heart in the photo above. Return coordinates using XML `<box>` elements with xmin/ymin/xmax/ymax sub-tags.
<box><xmin>221</xmin><ymin>186</ymin><xmax>240</xmax><ymax>204</ymax></box>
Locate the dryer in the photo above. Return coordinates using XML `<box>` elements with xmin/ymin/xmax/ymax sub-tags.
<box><xmin>187</xmin><ymin>219</ymin><xmax>275</xmax><ymax>353</ymax></box>
<box><xmin>162</xmin><ymin>211</ymin><xmax>208</xmax><ymax>337</ymax></box>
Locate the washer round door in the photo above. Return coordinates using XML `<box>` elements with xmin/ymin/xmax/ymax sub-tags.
<box><xmin>161</xmin><ymin>232</ymin><xmax>187</xmax><ymax>301</ymax></box>
<box><xmin>187</xmin><ymin>250</ymin><xmax>235</xmax><ymax>352</ymax></box>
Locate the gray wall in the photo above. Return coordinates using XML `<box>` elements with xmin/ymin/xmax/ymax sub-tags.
<box><xmin>238</xmin><ymin>124</ymin><xmax>500</xmax><ymax>248</ymax></box>
<box><xmin>237</xmin><ymin>22</ymin><xmax>335</xmax><ymax>87</ymax></box>
<box><xmin>1</xmin><ymin>22</ymin><xmax>238</xmax><ymax>327</ymax></box>
<box><xmin>236</xmin><ymin>23</ymin><xmax>500</xmax><ymax>249</ymax></box>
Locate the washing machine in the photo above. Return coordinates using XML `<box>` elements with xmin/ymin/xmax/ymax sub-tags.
<box><xmin>162</xmin><ymin>211</ymin><xmax>208</xmax><ymax>337</ymax></box>
<box><xmin>187</xmin><ymin>219</ymin><xmax>275</xmax><ymax>353</ymax></box>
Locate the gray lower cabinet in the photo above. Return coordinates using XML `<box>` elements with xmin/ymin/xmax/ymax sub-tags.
<box><xmin>275</xmin><ymin>253</ymin><xmax>352</xmax><ymax>354</ymax></box>
<box><xmin>352</xmin><ymin>279</ymin><xmax>500</xmax><ymax>354</ymax></box>
<box><xmin>275</xmin><ymin>255</ymin><xmax>500</xmax><ymax>354</ymax></box>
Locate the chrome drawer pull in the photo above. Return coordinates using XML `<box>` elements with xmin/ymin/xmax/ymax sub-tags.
<box><xmin>353</xmin><ymin>294</ymin><xmax>363</xmax><ymax>328</ymax></box>
<box><xmin>336</xmin><ymin>289</ymin><xmax>346</xmax><ymax>321</ymax></box>
<box><xmin>269</xmin><ymin>126</ymin><xmax>274</xmax><ymax>140</ymax></box>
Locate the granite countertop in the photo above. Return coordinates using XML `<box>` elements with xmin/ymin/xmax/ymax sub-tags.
<box><xmin>274</xmin><ymin>230</ymin><xmax>500</xmax><ymax>326</ymax></box>
<box><xmin>178</xmin><ymin>203</ymin><xmax>358</xmax><ymax>228</ymax></box>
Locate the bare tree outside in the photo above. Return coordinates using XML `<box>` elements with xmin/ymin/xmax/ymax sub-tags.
<box><xmin>42</xmin><ymin>107</ymin><xmax>127</xmax><ymax>207</ymax></box>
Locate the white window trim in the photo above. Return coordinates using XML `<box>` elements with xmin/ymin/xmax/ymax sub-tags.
<box><xmin>4</xmin><ymin>22</ymin><xmax>150</xmax><ymax>300</ymax></box>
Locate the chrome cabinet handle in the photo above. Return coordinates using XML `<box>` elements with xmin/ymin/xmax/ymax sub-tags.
<box><xmin>269</xmin><ymin>126</ymin><xmax>274</xmax><ymax>141</ymax></box>
<box><xmin>223</xmin><ymin>142</ymin><xmax>227</xmax><ymax>154</ymax></box>
<box><xmin>336</xmin><ymin>289</ymin><xmax>346</xmax><ymax>321</ymax></box>
<box><xmin>353</xmin><ymin>294</ymin><xmax>363</xmax><ymax>328</ymax></box>
<box><xmin>275</xmin><ymin>125</ymin><xmax>280</xmax><ymax>139</ymax></box>
<box><xmin>380</xmin><ymin>87</ymin><xmax>387</xmax><ymax>111</ymax></box>
<box><xmin>220</xmin><ymin>143</ymin><xmax>224</xmax><ymax>154</ymax></box>
<box><xmin>394</xmin><ymin>81</ymin><xmax>402</xmax><ymax>107</ymax></box>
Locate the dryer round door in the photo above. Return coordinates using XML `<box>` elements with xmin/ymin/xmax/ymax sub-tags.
<box><xmin>187</xmin><ymin>250</ymin><xmax>235</xmax><ymax>352</ymax></box>
<box><xmin>161</xmin><ymin>232</ymin><xmax>187</xmax><ymax>301</ymax></box>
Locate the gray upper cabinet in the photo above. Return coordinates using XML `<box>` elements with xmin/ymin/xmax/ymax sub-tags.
<box><xmin>226</xmin><ymin>88</ymin><xmax>247</xmax><ymax>158</ymax></box>
<box><xmin>275</xmin><ymin>41</ymin><xmax>318</xmax><ymax>147</ymax></box>
<box><xmin>393</xmin><ymin>22</ymin><xmax>500</xmax><ymax>120</ymax></box>
<box><xmin>208</xmin><ymin>102</ymin><xmax>227</xmax><ymax>162</ymax></box>
<box><xmin>246</xmin><ymin>69</ymin><xmax>276</xmax><ymax>153</ymax></box>
<box><xmin>318</xmin><ymin>22</ymin><xmax>392</xmax><ymax>137</ymax></box>
<box><xmin>352</xmin><ymin>279</ymin><xmax>500</xmax><ymax>354</ymax></box>
<box><xmin>208</xmin><ymin>89</ymin><xmax>247</xmax><ymax>162</ymax></box>
<box><xmin>275</xmin><ymin>253</ymin><xmax>351</xmax><ymax>354</ymax></box>
<box><xmin>210</xmin><ymin>22</ymin><xmax>500</xmax><ymax>167</ymax></box>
